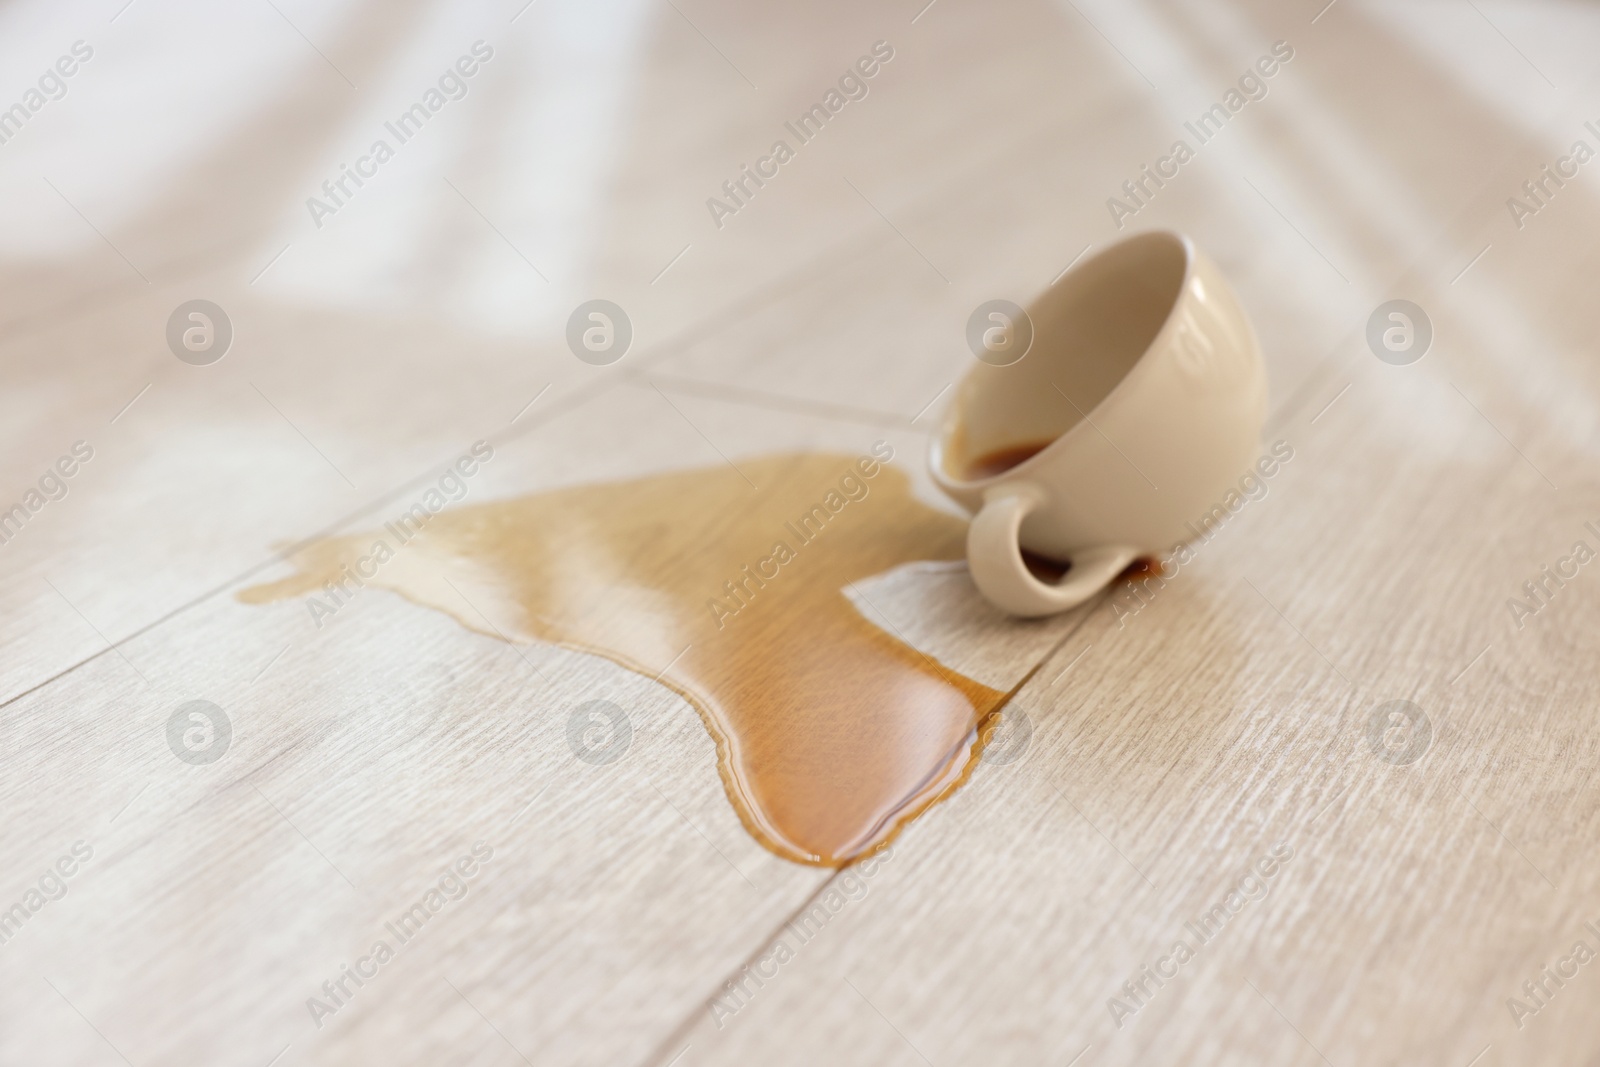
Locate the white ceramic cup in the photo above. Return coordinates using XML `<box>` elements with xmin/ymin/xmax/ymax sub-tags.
<box><xmin>930</xmin><ymin>230</ymin><xmax>1266</xmax><ymax>617</ymax></box>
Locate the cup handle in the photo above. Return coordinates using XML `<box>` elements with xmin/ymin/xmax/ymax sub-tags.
<box><xmin>967</xmin><ymin>485</ymin><xmax>1140</xmax><ymax>617</ymax></box>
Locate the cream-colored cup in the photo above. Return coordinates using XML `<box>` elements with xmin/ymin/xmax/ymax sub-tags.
<box><xmin>930</xmin><ymin>230</ymin><xmax>1266</xmax><ymax>617</ymax></box>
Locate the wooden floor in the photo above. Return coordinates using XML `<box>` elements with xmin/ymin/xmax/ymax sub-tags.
<box><xmin>4</xmin><ymin>0</ymin><xmax>1600</xmax><ymax>1063</ymax></box>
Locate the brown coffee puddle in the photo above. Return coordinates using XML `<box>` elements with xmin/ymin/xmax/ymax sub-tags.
<box><xmin>238</xmin><ymin>453</ymin><xmax>1009</xmax><ymax>867</ymax></box>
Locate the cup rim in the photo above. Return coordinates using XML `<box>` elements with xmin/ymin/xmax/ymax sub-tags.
<box><xmin>931</xmin><ymin>229</ymin><xmax>1196</xmax><ymax>490</ymax></box>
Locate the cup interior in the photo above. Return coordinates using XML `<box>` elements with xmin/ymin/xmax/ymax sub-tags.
<box><xmin>940</xmin><ymin>231</ymin><xmax>1190</xmax><ymax>482</ymax></box>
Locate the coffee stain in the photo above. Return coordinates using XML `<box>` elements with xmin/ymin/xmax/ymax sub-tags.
<box><xmin>1022</xmin><ymin>550</ymin><xmax>1163</xmax><ymax>585</ymax></box>
<box><xmin>1121</xmin><ymin>557</ymin><xmax>1165</xmax><ymax>580</ymax></box>
<box><xmin>961</xmin><ymin>438</ymin><xmax>1057</xmax><ymax>480</ymax></box>
<box><xmin>238</xmin><ymin>451</ymin><xmax>1010</xmax><ymax>867</ymax></box>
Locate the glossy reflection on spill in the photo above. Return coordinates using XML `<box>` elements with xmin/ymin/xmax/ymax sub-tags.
<box><xmin>238</xmin><ymin>450</ymin><xmax>1008</xmax><ymax>867</ymax></box>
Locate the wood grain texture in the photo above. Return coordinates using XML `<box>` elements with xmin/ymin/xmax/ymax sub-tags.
<box><xmin>4</xmin><ymin>0</ymin><xmax>1600</xmax><ymax>1065</ymax></box>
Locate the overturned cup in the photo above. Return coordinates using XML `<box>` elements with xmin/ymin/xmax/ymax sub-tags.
<box><xmin>931</xmin><ymin>231</ymin><xmax>1267</xmax><ymax>617</ymax></box>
